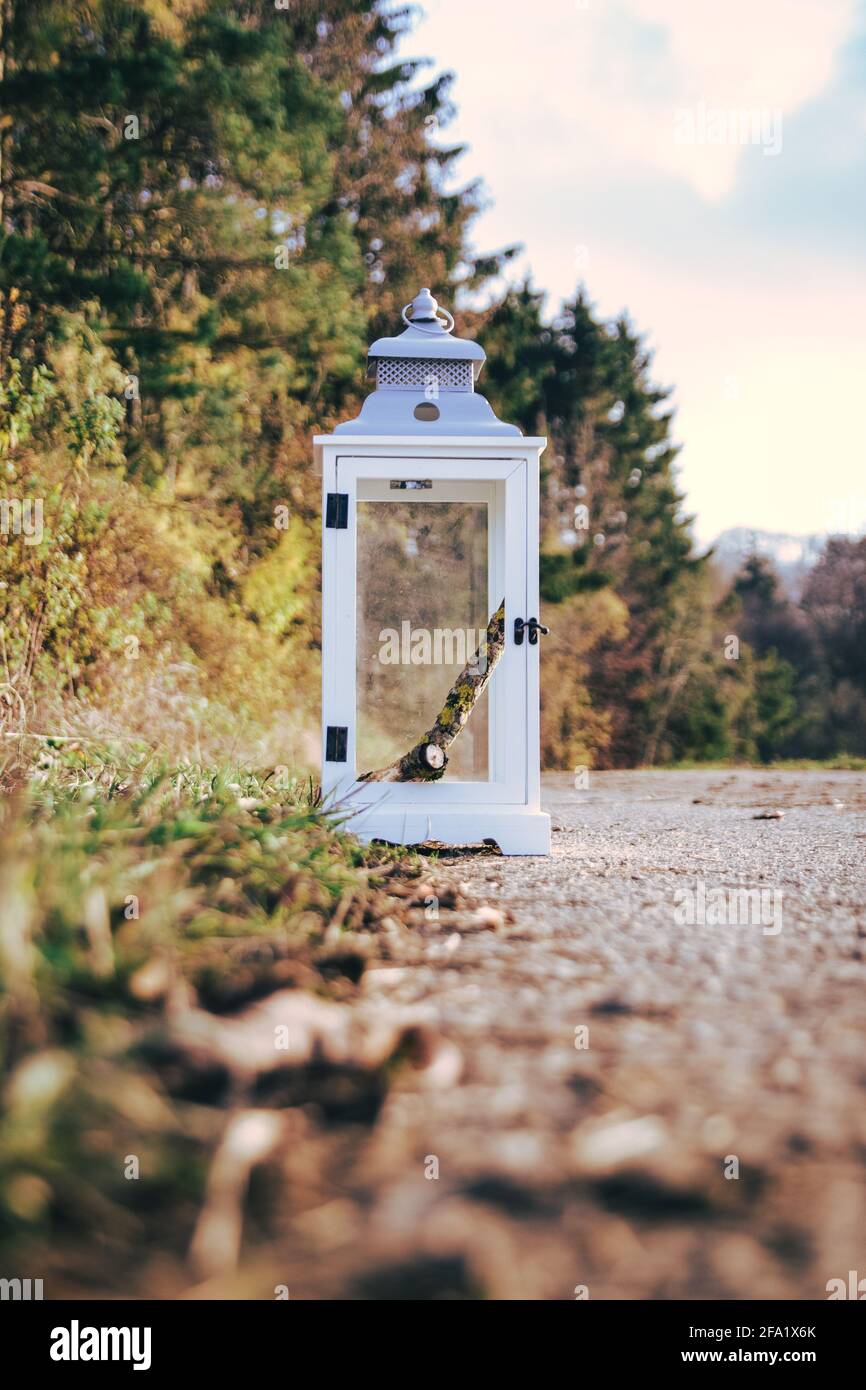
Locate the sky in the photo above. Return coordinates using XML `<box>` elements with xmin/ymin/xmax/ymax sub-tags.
<box><xmin>403</xmin><ymin>0</ymin><xmax>866</xmax><ymax>544</ymax></box>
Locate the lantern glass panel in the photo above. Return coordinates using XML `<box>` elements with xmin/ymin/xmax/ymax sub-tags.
<box><xmin>356</xmin><ymin>496</ymin><xmax>491</xmax><ymax>781</ymax></box>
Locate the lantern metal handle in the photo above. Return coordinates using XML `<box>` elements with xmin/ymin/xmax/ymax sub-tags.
<box><xmin>402</xmin><ymin>287</ymin><xmax>455</xmax><ymax>334</ymax></box>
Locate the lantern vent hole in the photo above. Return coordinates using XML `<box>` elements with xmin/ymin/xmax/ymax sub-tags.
<box><xmin>375</xmin><ymin>357</ymin><xmax>473</xmax><ymax>391</ymax></box>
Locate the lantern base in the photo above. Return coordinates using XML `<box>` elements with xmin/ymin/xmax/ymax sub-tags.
<box><xmin>344</xmin><ymin>807</ymin><xmax>551</xmax><ymax>856</ymax></box>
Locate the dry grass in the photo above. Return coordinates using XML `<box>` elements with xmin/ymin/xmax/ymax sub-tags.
<box><xmin>0</xmin><ymin>749</ymin><xmax>441</xmax><ymax>1296</ymax></box>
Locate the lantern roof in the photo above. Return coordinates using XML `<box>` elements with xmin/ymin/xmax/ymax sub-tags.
<box><xmin>366</xmin><ymin>287</ymin><xmax>486</xmax><ymax>369</ymax></box>
<box><xmin>332</xmin><ymin>287</ymin><xmax>521</xmax><ymax>437</ymax></box>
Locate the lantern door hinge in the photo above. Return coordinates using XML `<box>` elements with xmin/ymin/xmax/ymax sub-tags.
<box><xmin>325</xmin><ymin>493</ymin><xmax>349</xmax><ymax>529</ymax></box>
<box><xmin>325</xmin><ymin>726</ymin><xmax>348</xmax><ymax>762</ymax></box>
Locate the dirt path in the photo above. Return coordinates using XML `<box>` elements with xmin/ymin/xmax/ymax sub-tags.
<box><xmin>280</xmin><ymin>771</ymin><xmax>866</xmax><ymax>1299</ymax></box>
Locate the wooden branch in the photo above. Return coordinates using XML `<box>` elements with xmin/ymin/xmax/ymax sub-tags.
<box><xmin>359</xmin><ymin>600</ymin><xmax>505</xmax><ymax>783</ymax></box>
<box><xmin>11</xmin><ymin>179</ymin><xmax>64</xmax><ymax>201</ymax></box>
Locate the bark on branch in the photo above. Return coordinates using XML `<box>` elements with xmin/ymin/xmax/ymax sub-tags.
<box><xmin>359</xmin><ymin>600</ymin><xmax>505</xmax><ymax>783</ymax></box>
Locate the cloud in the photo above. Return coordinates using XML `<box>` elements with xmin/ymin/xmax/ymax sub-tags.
<box><xmin>412</xmin><ymin>0</ymin><xmax>865</xmax><ymax>538</ymax></box>
<box><xmin>422</xmin><ymin>0</ymin><xmax>857</xmax><ymax>200</ymax></box>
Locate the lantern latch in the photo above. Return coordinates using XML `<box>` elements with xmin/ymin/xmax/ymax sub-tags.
<box><xmin>325</xmin><ymin>726</ymin><xmax>348</xmax><ymax>762</ymax></box>
<box><xmin>514</xmin><ymin>617</ymin><xmax>550</xmax><ymax>646</ymax></box>
<box><xmin>325</xmin><ymin>493</ymin><xmax>349</xmax><ymax>529</ymax></box>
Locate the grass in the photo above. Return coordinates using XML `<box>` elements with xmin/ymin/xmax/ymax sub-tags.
<box><xmin>0</xmin><ymin>745</ymin><xmax>426</xmax><ymax>1295</ymax></box>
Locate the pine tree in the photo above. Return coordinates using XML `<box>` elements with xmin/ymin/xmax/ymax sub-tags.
<box><xmin>479</xmin><ymin>285</ymin><xmax>699</xmax><ymax>766</ymax></box>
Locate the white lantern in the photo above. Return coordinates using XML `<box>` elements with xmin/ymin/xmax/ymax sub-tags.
<box><xmin>314</xmin><ymin>288</ymin><xmax>550</xmax><ymax>855</ymax></box>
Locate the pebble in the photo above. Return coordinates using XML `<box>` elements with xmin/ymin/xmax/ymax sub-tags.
<box><xmin>468</xmin><ymin>905</ymin><xmax>506</xmax><ymax>930</ymax></box>
<box><xmin>571</xmin><ymin>1115</ymin><xmax>667</xmax><ymax>1173</ymax></box>
<box><xmin>771</xmin><ymin>1056</ymin><xmax>802</xmax><ymax>1089</ymax></box>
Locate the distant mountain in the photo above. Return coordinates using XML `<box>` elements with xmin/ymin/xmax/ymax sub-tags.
<box><xmin>708</xmin><ymin>527</ymin><xmax>827</xmax><ymax>594</ymax></box>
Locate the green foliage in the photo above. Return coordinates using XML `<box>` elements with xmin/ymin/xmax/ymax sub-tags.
<box><xmin>0</xmin><ymin>358</ymin><xmax>54</xmax><ymax>457</ymax></box>
<box><xmin>750</xmin><ymin>649</ymin><xmax>799</xmax><ymax>763</ymax></box>
<box><xmin>539</xmin><ymin>588</ymin><xmax>628</xmax><ymax>769</ymax></box>
<box><xmin>241</xmin><ymin>515</ymin><xmax>317</xmax><ymax>639</ymax></box>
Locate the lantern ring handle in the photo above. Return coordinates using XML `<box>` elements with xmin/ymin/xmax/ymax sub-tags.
<box><xmin>402</xmin><ymin>302</ymin><xmax>455</xmax><ymax>334</ymax></box>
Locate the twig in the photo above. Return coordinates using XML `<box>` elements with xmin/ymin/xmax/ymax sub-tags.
<box><xmin>359</xmin><ymin>599</ymin><xmax>505</xmax><ymax>782</ymax></box>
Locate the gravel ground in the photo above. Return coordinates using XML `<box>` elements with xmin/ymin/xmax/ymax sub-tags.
<box><xmin>272</xmin><ymin>770</ymin><xmax>866</xmax><ymax>1300</ymax></box>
